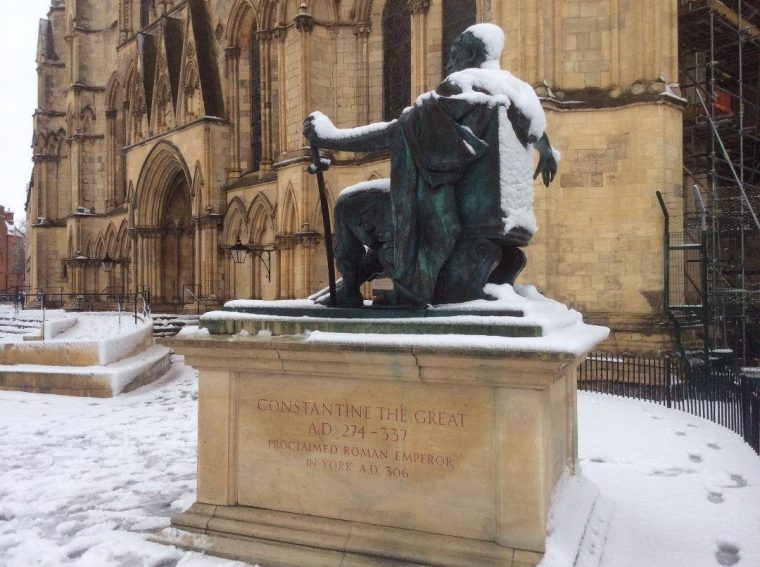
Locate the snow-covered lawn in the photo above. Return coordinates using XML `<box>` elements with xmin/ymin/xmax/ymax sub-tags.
<box><xmin>0</xmin><ymin>359</ymin><xmax>758</xmax><ymax>566</ymax></box>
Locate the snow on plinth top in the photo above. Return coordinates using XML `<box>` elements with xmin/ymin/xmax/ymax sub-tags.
<box><xmin>213</xmin><ymin>284</ymin><xmax>610</xmax><ymax>356</ymax></box>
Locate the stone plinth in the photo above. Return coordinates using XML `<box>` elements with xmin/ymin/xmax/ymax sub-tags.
<box><xmin>156</xmin><ymin>329</ymin><xmax>599</xmax><ymax>566</ymax></box>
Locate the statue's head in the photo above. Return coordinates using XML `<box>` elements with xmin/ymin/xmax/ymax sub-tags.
<box><xmin>445</xmin><ymin>23</ymin><xmax>504</xmax><ymax>74</ymax></box>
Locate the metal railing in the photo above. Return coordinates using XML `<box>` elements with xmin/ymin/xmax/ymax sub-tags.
<box><xmin>2</xmin><ymin>289</ymin><xmax>152</xmax><ymax>325</ymax></box>
<box><xmin>183</xmin><ymin>283</ymin><xmax>208</xmax><ymax>315</ymax></box>
<box><xmin>579</xmin><ymin>351</ymin><xmax>760</xmax><ymax>455</ymax></box>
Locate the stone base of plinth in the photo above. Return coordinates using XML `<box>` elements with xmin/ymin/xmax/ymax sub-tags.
<box><xmin>156</xmin><ymin>503</ymin><xmax>545</xmax><ymax>566</ymax></box>
<box><xmin>156</xmin><ymin>307</ymin><xmax>608</xmax><ymax>566</ymax></box>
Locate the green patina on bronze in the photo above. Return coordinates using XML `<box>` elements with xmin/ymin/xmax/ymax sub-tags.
<box><xmin>302</xmin><ymin>26</ymin><xmax>558</xmax><ymax>309</ymax></box>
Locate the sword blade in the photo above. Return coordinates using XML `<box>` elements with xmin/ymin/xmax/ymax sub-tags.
<box><xmin>310</xmin><ymin>145</ymin><xmax>337</xmax><ymax>307</ymax></box>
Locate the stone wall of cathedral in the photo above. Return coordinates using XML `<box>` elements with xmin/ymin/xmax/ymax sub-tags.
<box><xmin>27</xmin><ymin>0</ymin><xmax>684</xmax><ymax>352</ymax></box>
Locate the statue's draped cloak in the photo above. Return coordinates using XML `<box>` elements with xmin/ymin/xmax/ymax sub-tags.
<box><xmin>388</xmin><ymin>96</ymin><xmax>498</xmax><ymax>305</ymax></box>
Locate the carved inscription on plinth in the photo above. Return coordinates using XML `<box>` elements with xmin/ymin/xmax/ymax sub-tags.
<box><xmin>237</xmin><ymin>376</ymin><xmax>497</xmax><ymax>540</ymax></box>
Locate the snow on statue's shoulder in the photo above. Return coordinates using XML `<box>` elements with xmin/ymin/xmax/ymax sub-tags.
<box><xmin>445</xmin><ymin>68</ymin><xmax>546</xmax><ymax>140</ymax></box>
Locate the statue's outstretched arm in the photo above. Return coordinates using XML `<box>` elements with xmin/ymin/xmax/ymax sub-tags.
<box><xmin>533</xmin><ymin>133</ymin><xmax>558</xmax><ymax>187</ymax></box>
<box><xmin>303</xmin><ymin>113</ymin><xmax>392</xmax><ymax>153</ymax></box>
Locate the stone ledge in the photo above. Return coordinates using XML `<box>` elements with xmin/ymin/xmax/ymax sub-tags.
<box><xmin>0</xmin><ymin>346</ymin><xmax>171</xmax><ymax>398</ymax></box>
<box><xmin>166</xmin><ymin>335</ymin><xmax>579</xmax><ymax>388</ymax></box>
<box><xmin>165</xmin><ymin>334</ymin><xmax>577</xmax><ymax>361</ymax></box>
<box><xmin>154</xmin><ymin>503</ymin><xmax>542</xmax><ymax>567</ymax></box>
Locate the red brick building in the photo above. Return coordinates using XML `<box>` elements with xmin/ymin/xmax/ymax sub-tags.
<box><xmin>0</xmin><ymin>206</ymin><xmax>26</xmax><ymax>291</ymax></box>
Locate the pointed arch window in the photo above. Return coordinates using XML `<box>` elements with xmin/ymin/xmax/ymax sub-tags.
<box><xmin>140</xmin><ymin>0</ymin><xmax>153</xmax><ymax>29</ymax></box>
<box><xmin>250</xmin><ymin>28</ymin><xmax>262</xmax><ymax>172</ymax></box>
<box><xmin>442</xmin><ymin>0</ymin><xmax>477</xmax><ymax>77</ymax></box>
<box><xmin>382</xmin><ymin>0</ymin><xmax>411</xmax><ymax>121</ymax></box>
<box><xmin>106</xmin><ymin>82</ymin><xmax>127</xmax><ymax>207</ymax></box>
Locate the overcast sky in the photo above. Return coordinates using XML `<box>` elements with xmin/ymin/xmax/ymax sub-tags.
<box><xmin>0</xmin><ymin>1</ymin><xmax>54</xmax><ymax>220</ymax></box>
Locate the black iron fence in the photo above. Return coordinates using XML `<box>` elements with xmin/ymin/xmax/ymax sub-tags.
<box><xmin>579</xmin><ymin>352</ymin><xmax>760</xmax><ymax>455</ymax></box>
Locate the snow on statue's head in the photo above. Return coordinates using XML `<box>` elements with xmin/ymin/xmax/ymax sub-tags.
<box><xmin>463</xmin><ymin>23</ymin><xmax>504</xmax><ymax>70</ymax></box>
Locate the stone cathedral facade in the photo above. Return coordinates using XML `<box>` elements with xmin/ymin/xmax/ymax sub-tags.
<box><xmin>28</xmin><ymin>0</ymin><xmax>683</xmax><ymax>352</ymax></box>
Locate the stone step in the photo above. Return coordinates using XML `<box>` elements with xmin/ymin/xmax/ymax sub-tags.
<box><xmin>151</xmin><ymin>314</ymin><xmax>200</xmax><ymax>338</ymax></box>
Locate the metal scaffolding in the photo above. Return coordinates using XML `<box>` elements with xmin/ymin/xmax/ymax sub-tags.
<box><xmin>678</xmin><ymin>0</ymin><xmax>760</xmax><ymax>366</ymax></box>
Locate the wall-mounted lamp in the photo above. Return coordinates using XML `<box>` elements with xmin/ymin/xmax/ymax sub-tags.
<box><xmin>101</xmin><ymin>253</ymin><xmax>116</xmax><ymax>273</ymax></box>
<box><xmin>227</xmin><ymin>239</ymin><xmax>272</xmax><ymax>282</ymax></box>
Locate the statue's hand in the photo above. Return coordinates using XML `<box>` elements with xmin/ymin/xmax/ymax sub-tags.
<box><xmin>533</xmin><ymin>150</ymin><xmax>557</xmax><ymax>187</ymax></box>
<box><xmin>533</xmin><ymin>133</ymin><xmax>558</xmax><ymax>187</ymax></box>
<box><xmin>303</xmin><ymin>114</ymin><xmax>321</xmax><ymax>146</ymax></box>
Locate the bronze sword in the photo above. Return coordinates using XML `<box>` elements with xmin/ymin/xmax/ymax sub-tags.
<box><xmin>308</xmin><ymin>145</ymin><xmax>337</xmax><ymax>307</ymax></box>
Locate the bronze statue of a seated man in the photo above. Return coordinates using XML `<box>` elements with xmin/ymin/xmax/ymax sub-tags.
<box><xmin>303</xmin><ymin>23</ymin><xmax>558</xmax><ymax>307</ymax></box>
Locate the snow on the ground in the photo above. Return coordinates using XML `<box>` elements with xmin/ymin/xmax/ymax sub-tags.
<box><xmin>579</xmin><ymin>391</ymin><xmax>760</xmax><ymax>567</ymax></box>
<box><xmin>42</xmin><ymin>312</ymin><xmax>150</xmax><ymax>349</ymax></box>
<box><xmin>0</xmin><ymin>357</ymin><xmax>246</xmax><ymax>567</ymax></box>
<box><xmin>0</xmin><ymin>357</ymin><xmax>758</xmax><ymax>566</ymax></box>
<box><xmin>0</xmin><ymin>308</ymin><xmax>150</xmax><ymax>346</ymax></box>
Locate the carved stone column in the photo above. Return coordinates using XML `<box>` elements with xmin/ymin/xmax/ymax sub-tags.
<box><xmin>354</xmin><ymin>24</ymin><xmax>371</xmax><ymax>125</ymax></box>
<box><xmin>409</xmin><ymin>0</ymin><xmax>431</xmax><ymax>95</ymax></box>
<box><xmin>148</xmin><ymin>230</ymin><xmax>160</xmax><ymax>299</ymax></box>
<box><xmin>119</xmin><ymin>0</ymin><xmax>130</xmax><ymax>43</ymax></box>
<box><xmin>225</xmin><ymin>47</ymin><xmax>241</xmax><ymax>177</ymax></box>
<box><xmin>274</xmin><ymin>28</ymin><xmax>288</xmax><ymax>158</ymax></box>
<box><xmin>193</xmin><ymin>218</ymin><xmax>202</xmax><ymax>296</ymax></box>
<box><xmin>256</xmin><ymin>30</ymin><xmax>274</xmax><ymax>169</ymax></box>
<box><xmin>105</xmin><ymin>109</ymin><xmax>117</xmax><ymax>209</ymax></box>
<box><xmin>199</xmin><ymin>214</ymin><xmax>223</xmax><ymax>299</ymax></box>
<box><xmin>295</xmin><ymin>4</ymin><xmax>314</xmax><ymax>156</ymax></box>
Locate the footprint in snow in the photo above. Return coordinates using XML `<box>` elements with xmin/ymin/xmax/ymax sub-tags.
<box><xmin>650</xmin><ymin>415</ymin><xmax>662</xmax><ymax>420</ymax></box>
<box><xmin>650</xmin><ymin>466</ymin><xmax>695</xmax><ymax>477</ymax></box>
<box><xmin>688</xmin><ymin>453</ymin><xmax>703</xmax><ymax>463</ymax></box>
<box><xmin>707</xmin><ymin>490</ymin><xmax>725</xmax><ymax>504</ymax></box>
<box><xmin>729</xmin><ymin>474</ymin><xmax>747</xmax><ymax>488</ymax></box>
<box><xmin>707</xmin><ymin>442</ymin><xmax>721</xmax><ymax>450</ymax></box>
<box><xmin>589</xmin><ymin>457</ymin><xmax>606</xmax><ymax>463</ymax></box>
<box><xmin>675</xmin><ymin>430</ymin><xmax>687</xmax><ymax>436</ymax></box>
<box><xmin>65</xmin><ymin>544</ymin><xmax>93</xmax><ymax>561</ymax></box>
<box><xmin>687</xmin><ymin>423</ymin><xmax>698</xmax><ymax>428</ymax></box>
<box><xmin>715</xmin><ymin>542</ymin><xmax>740</xmax><ymax>566</ymax></box>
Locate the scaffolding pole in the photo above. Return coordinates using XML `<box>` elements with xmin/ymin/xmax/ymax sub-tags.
<box><xmin>679</xmin><ymin>0</ymin><xmax>760</xmax><ymax>366</ymax></box>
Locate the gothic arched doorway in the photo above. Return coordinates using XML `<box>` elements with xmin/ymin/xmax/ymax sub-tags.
<box><xmin>160</xmin><ymin>172</ymin><xmax>194</xmax><ymax>305</ymax></box>
<box><xmin>134</xmin><ymin>142</ymin><xmax>196</xmax><ymax>311</ymax></box>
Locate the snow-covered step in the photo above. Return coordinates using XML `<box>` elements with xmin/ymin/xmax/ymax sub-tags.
<box><xmin>152</xmin><ymin>314</ymin><xmax>200</xmax><ymax>338</ymax></box>
<box><xmin>0</xmin><ymin>312</ymin><xmax>171</xmax><ymax>397</ymax></box>
<box><xmin>0</xmin><ymin>344</ymin><xmax>171</xmax><ymax>398</ymax></box>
